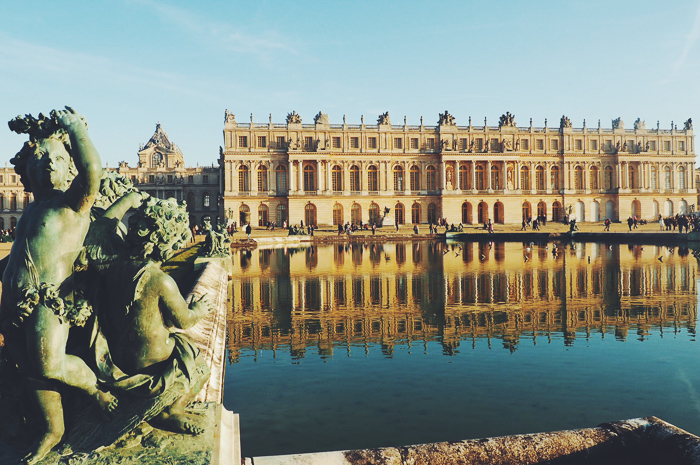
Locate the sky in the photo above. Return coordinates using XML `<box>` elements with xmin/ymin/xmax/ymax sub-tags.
<box><xmin>1</xmin><ymin>0</ymin><xmax>700</xmax><ymax>168</ymax></box>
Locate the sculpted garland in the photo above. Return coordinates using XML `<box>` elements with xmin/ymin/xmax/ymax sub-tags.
<box><xmin>0</xmin><ymin>108</ymin><xmax>212</xmax><ymax>464</ymax></box>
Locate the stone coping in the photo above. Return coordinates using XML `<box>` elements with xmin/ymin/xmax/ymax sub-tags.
<box><xmin>245</xmin><ymin>417</ymin><xmax>700</xmax><ymax>465</ymax></box>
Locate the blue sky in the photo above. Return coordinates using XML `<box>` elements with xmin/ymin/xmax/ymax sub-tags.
<box><xmin>1</xmin><ymin>0</ymin><xmax>699</xmax><ymax>167</ymax></box>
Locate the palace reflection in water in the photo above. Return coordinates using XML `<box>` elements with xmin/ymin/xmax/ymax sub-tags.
<box><xmin>227</xmin><ymin>241</ymin><xmax>697</xmax><ymax>362</ymax></box>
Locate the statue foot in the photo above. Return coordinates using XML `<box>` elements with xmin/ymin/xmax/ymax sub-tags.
<box><xmin>151</xmin><ymin>411</ymin><xmax>205</xmax><ymax>436</ymax></box>
<box><xmin>94</xmin><ymin>389</ymin><xmax>118</xmax><ymax>416</ymax></box>
<box><xmin>23</xmin><ymin>431</ymin><xmax>62</xmax><ymax>465</ymax></box>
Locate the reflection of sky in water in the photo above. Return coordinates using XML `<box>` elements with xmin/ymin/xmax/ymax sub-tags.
<box><xmin>224</xmin><ymin>241</ymin><xmax>700</xmax><ymax>457</ymax></box>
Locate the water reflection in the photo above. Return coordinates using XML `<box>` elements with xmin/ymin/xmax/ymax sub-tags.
<box><xmin>228</xmin><ymin>242</ymin><xmax>697</xmax><ymax>362</ymax></box>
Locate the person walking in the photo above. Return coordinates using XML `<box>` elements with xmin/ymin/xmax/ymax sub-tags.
<box><xmin>488</xmin><ymin>219</ymin><xmax>494</xmax><ymax>234</ymax></box>
<box><xmin>245</xmin><ymin>223</ymin><xmax>251</xmax><ymax>239</ymax></box>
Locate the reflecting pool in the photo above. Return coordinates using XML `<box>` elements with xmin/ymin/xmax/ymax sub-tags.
<box><xmin>224</xmin><ymin>241</ymin><xmax>700</xmax><ymax>457</ymax></box>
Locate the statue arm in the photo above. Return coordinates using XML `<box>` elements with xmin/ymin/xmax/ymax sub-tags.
<box><xmin>58</xmin><ymin>108</ymin><xmax>102</xmax><ymax>214</ymax></box>
<box><xmin>157</xmin><ymin>272</ymin><xmax>212</xmax><ymax>329</ymax></box>
<box><xmin>102</xmin><ymin>191</ymin><xmax>146</xmax><ymax>221</ymax></box>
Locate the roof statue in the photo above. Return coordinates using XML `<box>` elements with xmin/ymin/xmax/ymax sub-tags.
<box><xmin>684</xmin><ymin>118</ymin><xmax>693</xmax><ymax>130</ymax></box>
<box><xmin>286</xmin><ymin>111</ymin><xmax>302</xmax><ymax>124</ymax></box>
<box><xmin>378</xmin><ymin>112</ymin><xmax>391</xmax><ymax>125</ymax></box>
<box><xmin>499</xmin><ymin>112</ymin><xmax>516</xmax><ymax>128</ymax></box>
<box><xmin>559</xmin><ymin>115</ymin><xmax>572</xmax><ymax>129</ymax></box>
<box><xmin>314</xmin><ymin>111</ymin><xmax>329</xmax><ymax>125</ymax></box>
<box><xmin>634</xmin><ymin>118</ymin><xmax>646</xmax><ymax>131</ymax></box>
<box><xmin>438</xmin><ymin>110</ymin><xmax>455</xmax><ymax>126</ymax></box>
<box><xmin>224</xmin><ymin>109</ymin><xmax>235</xmax><ymax>124</ymax></box>
<box><xmin>612</xmin><ymin>117</ymin><xmax>624</xmax><ymax>130</ymax></box>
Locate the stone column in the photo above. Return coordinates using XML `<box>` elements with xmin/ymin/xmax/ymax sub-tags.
<box><xmin>455</xmin><ymin>162</ymin><xmax>461</xmax><ymax>191</ymax></box>
<box><xmin>471</xmin><ymin>161</ymin><xmax>476</xmax><ymax>191</ymax></box>
<box><xmin>252</xmin><ymin>163</ymin><xmax>259</xmax><ymax>194</ymax></box>
<box><xmin>271</xmin><ymin>162</ymin><xmax>278</xmax><ymax>193</ymax></box>
<box><xmin>288</xmin><ymin>161</ymin><xmax>294</xmax><ymax>192</ymax></box>
<box><xmin>440</xmin><ymin>161</ymin><xmax>446</xmax><ymax>190</ymax></box>
<box><xmin>298</xmin><ymin>161</ymin><xmax>304</xmax><ymax>192</ymax></box>
<box><xmin>487</xmin><ymin>160</ymin><xmax>492</xmax><ymax>190</ymax></box>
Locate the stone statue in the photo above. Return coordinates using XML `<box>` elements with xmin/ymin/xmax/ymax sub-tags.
<box><xmin>314</xmin><ymin>111</ymin><xmax>329</xmax><ymax>125</ymax></box>
<box><xmin>201</xmin><ymin>218</ymin><xmax>231</xmax><ymax>258</ymax></box>
<box><xmin>502</xmin><ymin>138</ymin><xmax>512</xmax><ymax>152</ymax></box>
<box><xmin>612</xmin><ymin>117</ymin><xmax>624</xmax><ymax>130</ymax></box>
<box><xmin>507</xmin><ymin>169</ymin><xmax>514</xmax><ymax>189</ymax></box>
<box><xmin>634</xmin><ymin>118</ymin><xmax>646</xmax><ymax>131</ymax></box>
<box><xmin>684</xmin><ymin>118</ymin><xmax>693</xmax><ymax>130</ymax></box>
<box><xmin>438</xmin><ymin>110</ymin><xmax>455</xmax><ymax>126</ymax></box>
<box><xmin>560</xmin><ymin>115</ymin><xmax>572</xmax><ymax>129</ymax></box>
<box><xmin>499</xmin><ymin>112</ymin><xmax>516</xmax><ymax>128</ymax></box>
<box><xmin>2</xmin><ymin>108</ymin><xmax>117</xmax><ymax>464</ymax></box>
<box><xmin>286</xmin><ymin>111</ymin><xmax>302</xmax><ymax>124</ymax></box>
<box><xmin>224</xmin><ymin>109</ymin><xmax>235</xmax><ymax>124</ymax></box>
<box><xmin>377</xmin><ymin>112</ymin><xmax>391</xmax><ymax>125</ymax></box>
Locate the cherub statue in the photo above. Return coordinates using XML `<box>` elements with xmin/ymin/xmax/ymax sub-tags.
<box><xmin>1</xmin><ymin>107</ymin><xmax>117</xmax><ymax>464</ymax></box>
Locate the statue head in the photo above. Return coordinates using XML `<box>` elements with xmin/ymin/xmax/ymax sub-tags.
<box><xmin>8</xmin><ymin>111</ymin><xmax>79</xmax><ymax>192</ymax></box>
<box><xmin>126</xmin><ymin>197</ymin><xmax>191</xmax><ymax>262</ymax></box>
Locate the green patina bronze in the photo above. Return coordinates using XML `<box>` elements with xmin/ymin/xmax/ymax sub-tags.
<box><xmin>200</xmin><ymin>218</ymin><xmax>231</xmax><ymax>258</ymax></box>
<box><xmin>0</xmin><ymin>108</ymin><xmax>213</xmax><ymax>464</ymax></box>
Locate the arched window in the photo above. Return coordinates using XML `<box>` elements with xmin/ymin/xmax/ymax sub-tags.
<box><xmin>574</xmin><ymin>165</ymin><xmax>584</xmax><ymax>190</ymax></box>
<box><xmin>258</xmin><ymin>204</ymin><xmax>269</xmax><ymax>226</ymax></box>
<box><xmin>239</xmin><ymin>205</ymin><xmax>250</xmax><ymax>225</ymax></box>
<box><xmin>462</xmin><ymin>202</ymin><xmax>472</xmax><ymax>224</ymax></box>
<box><xmin>628</xmin><ymin>164</ymin><xmax>637</xmax><ymax>189</ymax></box>
<box><xmin>393</xmin><ymin>165</ymin><xmax>404</xmax><ymax>191</ymax></box>
<box><xmin>537</xmin><ymin>201</ymin><xmax>546</xmax><ymax>219</ymax></box>
<box><xmin>239</xmin><ymin>165</ymin><xmax>250</xmax><ymax>192</ymax></box>
<box><xmin>369</xmin><ymin>203</ymin><xmax>380</xmax><ymax>224</ymax></box>
<box><xmin>679</xmin><ymin>165</ymin><xmax>687</xmax><ymax>189</ymax></box>
<box><xmin>604</xmin><ymin>166</ymin><xmax>614</xmax><ymax>190</ymax></box>
<box><xmin>304</xmin><ymin>203</ymin><xmax>317</xmax><ymax>226</ymax></box>
<box><xmin>333</xmin><ymin>203</ymin><xmax>343</xmax><ymax>225</ymax></box>
<box><xmin>351</xmin><ymin>203</ymin><xmax>362</xmax><ymax>224</ymax></box>
<box><xmin>22</xmin><ymin>194</ymin><xmax>30</xmax><ymax>209</ymax></box>
<box><xmin>276</xmin><ymin>204</ymin><xmax>287</xmax><ymax>225</ymax></box>
<box><xmin>258</xmin><ymin>165</ymin><xmax>268</xmax><ymax>191</ymax></box>
<box><xmin>459</xmin><ymin>164</ymin><xmax>469</xmax><ymax>190</ymax></box>
<box><xmin>303</xmin><ymin>164</ymin><xmax>316</xmax><ymax>192</ymax></box>
<box><xmin>410</xmin><ymin>165</ymin><xmax>421</xmax><ymax>191</ymax></box>
<box><xmin>9</xmin><ymin>193</ymin><xmax>16</xmax><ymax>211</ymax></box>
<box><xmin>475</xmin><ymin>165</ymin><xmax>485</xmax><ymax>190</ymax></box>
<box><xmin>187</xmin><ymin>191</ymin><xmax>195</xmax><ymax>210</ymax></box>
<box><xmin>10</xmin><ymin>217</ymin><xmax>17</xmax><ymax>228</ymax></box>
<box><xmin>551</xmin><ymin>165</ymin><xmax>560</xmax><ymax>190</ymax></box>
<box><xmin>411</xmin><ymin>202</ymin><xmax>421</xmax><ymax>224</ymax></box>
<box><xmin>478</xmin><ymin>202</ymin><xmax>488</xmax><ymax>224</ymax></box>
<box><xmin>664</xmin><ymin>165</ymin><xmax>672</xmax><ymax>189</ymax></box>
<box><xmin>368</xmin><ymin>165</ymin><xmax>378</xmax><ymax>191</ymax></box>
<box><xmin>552</xmin><ymin>201</ymin><xmax>562</xmax><ymax>222</ymax></box>
<box><xmin>522</xmin><ymin>202</ymin><xmax>531</xmax><ymax>220</ymax></box>
<box><xmin>0</xmin><ymin>194</ymin><xmax>4</xmax><ymax>211</ymax></box>
<box><xmin>202</xmin><ymin>192</ymin><xmax>210</xmax><ymax>208</ymax></box>
<box><xmin>427</xmin><ymin>203</ymin><xmax>437</xmax><ymax>224</ymax></box>
<box><xmin>535</xmin><ymin>165</ymin><xmax>545</xmax><ymax>191</ymax></box>
<box><xmin>350</xmin><ymin>165</ymin><xmax>361</xmax><ymax>191</ymax></box>
<box><xmin>520</xmin><ymin>166</ymin><xmax>530</xmax><ymax>190</ymax></box>
<box><xmin>275</xmin><ymin>165</ymin><xmax>287</xmax><ymax>193</ymax></box>
<box><xmin>395</xmin><ymin>202</ymin><xmax>405</xmax><ymax>225</ymax></box>
<box><xmin>590</xmin><ymin>166</ymin><xmax>599</xmax><ymax>190</ymax></box>
<box><xmin>491</xmin><ymin>164</ymin><xmax>501</xmax><ymax>190</ymax></box>
<box><xmin>426</xmin><ymin>165</ymin><xmax>436</xmax><ymax>191</ymax></box>
<box><xmin>651</xmin><ymin>166</ymin><xmax>658</xmax><ymax>189</ymax></box>
<box><xmin>332</xmin><ymin>165</ymin><xmax>343</xmax><ymax>192</ymax></box>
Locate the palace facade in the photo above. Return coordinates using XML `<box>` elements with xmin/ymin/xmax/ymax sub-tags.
<box><xmin>220</xmin><ymin>110</ymin><xmax>696</xmax><ymax>227</ymax></box>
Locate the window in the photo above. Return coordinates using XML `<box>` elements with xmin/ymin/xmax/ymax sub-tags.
<box><xmin>521</xmin><ymin>139</ymin><xmax>529</xmax><ymax>150</ymax></box>
<box><xmin>0</xmin><ymin>175</ymin><xmax>3</xmax><ymax>183</ymax></box>
<box><xmin>574</xmin><ymin>166</ymin><xmax>584</xmax><ymax>190</ymax></box>
<box><xmin>475</xmin><ymin>165</ymin><xmax>485</xmax><ymax>190</ymax></box>
<box><xmin>368</xmin><ymin>137</ymin><xmax>377</xmax><ymax>149</ymax></box>
<box><xmin>350</xmin><ymin>165</ymin><xmax>361</xmax><ymax>191</ymax></box>
<box><xmin>333</xmin><ymin>204</ymin><xmax>343</xmax><ymax>225</ymax></box>
<box><xmin>239</xmin><ymin>136</ymin><xmax>248</xmax><ymax>148</ymax></box>
<box><xmin>535</xmin><ymin>139</ymin><xmax>544</xmax><ymax>150</ymax></box>
<box><xmin>427</xmin><ymin>138</ymin><xmax>435</xmax><ymax>149</ymax></box>
<box><xmin>203</xmin><ymin>193</ymin><xmax>210</xmax><ymax>208</ymax></box>
<box><xmin>332</xmin><ymin>165</ymin><xmax>343</xmax><ymax>191</ymax></box>
<box><xmin>303</xmin><ymin>165</ymin><xmax>315</xmax><ymax>191</ymax></box>
<box><xmin>304</xmin><ymin>136</ymin><xmax>314</xmax><ymax>149</ymax></box>
<box><xmin>393</xmin><ymin>165</ymin><xmax>404</xmax><ymax>191</ymax></box>
<box><xmin>275</xmin><ymin>165</ymin><xmax>287</xmax><ymax>192</ymax></box>
<box><xmin>167</xmin><ymin>175</ymin><xmax>173</xmax><ymax>183</ymax></box>
<box><xmin>277</xmin><ymin>204</ymin><xmax>287</xmax><ymax>225</ymax></box>
<box><xmin>258</xmin><ymin>166</ymin><xmax>268</xmax><ymax>191</ymax></box>
<box><xmin>551</xmin><ymin>139</ymin><xmax>559</xmax><ymax>150</ymax></box>
<box><xmin>411</xmin><ymin>203</ymin><xmax>421</xmax><ymax>224</ymax></box>
<box><xmin>368</xmin><ymin>165</ymin><xmax>378</xmax><ymax>191</ymax></box>
<box><xmin>459</xmin><ymin>164</ymin><xmax>469</xmax><ymax>190</ymax></box>
<box><xmin>604</xmin><ymin>140</ymin><xmax>612</xmax><ymax>151</ymax></box>
<box><xmin>679</xmin><ymin>141</ymin><xmax>685</xmax><ymax>151</ymax></box>
<box><xmin>591</xmin><ymin>140</ymin><xmax>598</xmax><ymax>150</ymax></box>
<box><xmin>203</xmin><ymin>175</ymin><xmax>209</xmax><ymax>184</ymax></box>
<box><xmin>590</xmin><ymin>166</ymin><xmax>599</xmax><ymax>190</ymax></box>
<box><xmin>9</xmin><ymin>194</ymin><xmax>16</xmax><ymax>211</ymax></box>
<box><xmin>276</xmin><ymin>136</ymin><xmax>286</xmax><ymax>148</ymax></box>
<box><xmin>350</xmin><ymin>137</ymin><xmax>359</xmax><ymax>148</ymax></box>
<box><xmin>460</xmin><ymin>138</ymin><xmax>467</xmax><ymax>150</ymax></box>
<box><xmin>551</xmin><ymin>166</ymin><xmax>560</xmax><ymax>190</ymax></box>
<box><xmin>394</xmin><ymin>138</ymin><xmax>403</xmax><ymax>149</ymax></box>
<box><xmin>258</xmin><ymin>136</ymin><xmax>267</xmax><ymax>148</ymax></box>
<box><xmin>410</xmin><ymin>165</ymin><xmax>421</xmax><ymax>191</ymax></box>
<box><xmin>679</xmin><ymin>166</ymin><xmax>686</xmax><ymax>189</ymax></box>
<box><xmin>490</xmin><ymin>138</ymin><xmax>498</xmax><ymax>151</ymax></box>
<box><xmin>395</xmin><ymin>203</ymin><xmax>405</xmax><ymax>225</ymax></box>
<box><xmin>351</xmin><ymin>203</ymin><xmax>362</xmax><ymax>224</ymax></box>
<box><xmin>649</xmin><ymin>141</ymin><xmax>656</xmax><ymax>151</ymax></box>
<box><xmin>475</xmin><ymin>138</ymin><xmax>483</xmax><ymax>151</ymax></box>
<box><xmin>535</xmin><ymin>166</ymin><xmax>545</xmax><ymax>190</ymax></box>
<box><xmin>427</xmin><ymin>203</ymin><xmax>437</xmax><ymax>224</ymax></box>
<box><xmin>426</xmin><ymin>166</ymin><xmax>436</xmax><ymax>191</ymax></box>
<box><xmin>188</xmin><ymin>175</ymin><xmax>194</xmax><ymax>183</ymax></box>
<box><xmin>369</xmin><ymin>203</ymin><xmax>380</xmax><ymax>224</ymax></box>
<box><xmin>239</xmin><ymin>166</ymin><xmax>250</xmax><ymax>192</ymax></box>
<box><xmin>258</xmin><ymin>205</ymin><xmax>268</xmax><ymax>226</ymax></box>
<box><xmin>410</xmin><ymin>138</ymin><xmax>419</xmax><ymax>149</ymax></box>
<box><xmin>651</xmin><ymin>166</ymin><xmax>658</xmax><ymax>189</ymax></box>
<box><xmin>149</xmin><ymin>175</ymin><xmax>155</xmax><ymax>183</ymax></box>
<box><xmin>520</xmin><ymin>166</ymin><xmax>530</xmax><ymax>190</ymax></box>
<box><xmin>664</xmin><ymin>141</ymin><xmax>671</xmax><ymax>151</ymax></box>
<box><xmin>604</xmin><ymin>166</ymin><xmax>613</xmax><ymax>190</ymax></box>
<box><xmin>575</xmin><ymin>139</ymin><xmax>582</xmax><ymax>150</ymax></box>
<box><xmin>664</xmin><ymin>166</ymin><xmax>671</xmax><ymax>188</ymax></box>
<box><xmin>332</xmin><ymin>137</ymin><xmax>341</xmax><ymax>148</ymax></box>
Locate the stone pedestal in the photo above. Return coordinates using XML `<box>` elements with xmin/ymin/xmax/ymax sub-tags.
<box><xmin>379</xmin><ymin>215</ymin><xmax>394</xmax><ymax>227</ymax></box>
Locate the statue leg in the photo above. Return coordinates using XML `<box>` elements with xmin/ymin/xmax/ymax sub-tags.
<box><xmin>23</xmin><ymin>380</ymin><xmax>64</xmax><ymax>465</ymax></box>
<box><xmin>26</xmin><ymin>305</ymin><xmax>117</xmax><ymax>413</ymax></box>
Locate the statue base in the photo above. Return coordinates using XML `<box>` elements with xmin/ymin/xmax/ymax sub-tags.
<box><xmin>195</xmin><ymin>256</ymin><xmax>232</xmax><ymax>279</ymax></box>
<box><xmin>379</xmin><ymin>216</ymin><xmax>395</xmax><ymax>227</ymax></box>
<box><xmin>0</xmin><ymin>399</ymin><xmax>239</xmax><ymax>465</ymax></box>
